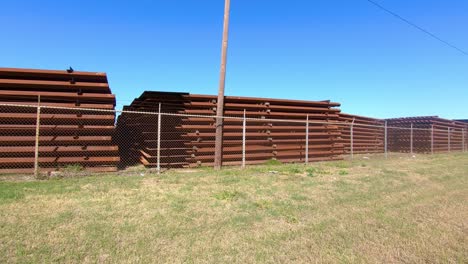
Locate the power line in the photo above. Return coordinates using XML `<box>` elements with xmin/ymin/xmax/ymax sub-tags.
<box><xmin>365</xmin><ymin>0</ymin><xmax>468</xmax><ymax>56</ymax></box>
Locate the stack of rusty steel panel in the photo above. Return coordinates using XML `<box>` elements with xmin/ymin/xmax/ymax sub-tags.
<box><xmin>0</xmin><ymin>67</ymin><xmax>119</xmax><ymax>173</ymax></box>
<box><xmin>339</xmin><ymin>113</ymin><xmax>385</xmax><ymax>154</ymax></box>
<box><xmin>386</xmin><ymin>116</ymin><xmax>467</xmax><ymax>153</ymax></box>
<box><xmin>117</xmin><ymin>91</ymin><xmax>344</xmax><ymax>168</ymax></box>
<box><xmin>115</xmin><ymin>91</ymin><xmax>189</xmax><ymax>168</ymax></box>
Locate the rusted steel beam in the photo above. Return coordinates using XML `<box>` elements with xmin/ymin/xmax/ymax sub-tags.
<box><xmin>0</xmin><ymin>90</ymin><xmax>115</xmax><ymax>102</ymax></box>
<box><xmin>117</xmin><ymin>91</ymin><xmax>343</xmax><ymax>169</ymax></box>
<box><xmin>0</xmin><ymin>67</ymin><xmax>108</xmax><ymax>82</ymax></box>
<box><xmin>0</xmin><ymin>67</ymin><xmax>119</xmax><ymax>173</ymax></box>
<box><xmin>0</xmin><ymin>79</ymin><xmax>109</xmax><ymax>91</ymax></box>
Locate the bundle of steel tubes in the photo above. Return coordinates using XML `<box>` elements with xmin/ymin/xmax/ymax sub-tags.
<box><xmin>0</xmin><ymin>67</ymin><xmax>120</xmax><ymax>173</ymax></box>
<box><xmin>386</xmin><ymin>116</ymin><xmax>468</xmax><ymax>153</ymax></box>
<box><xmin>117</xmin><ymin>91</ymin><xmax>344</xmax><ymax>168</ymax></box>
<box><xmin>339</xmin><ymin>113</ymin><xmax>385</xmax><ymax>154</ymax></box>
<box><xmin>1</xmin><ymin>66</ymin><xmax>466</xmax><ymax>173</ymax></box>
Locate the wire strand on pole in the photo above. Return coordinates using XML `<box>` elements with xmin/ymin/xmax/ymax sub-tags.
<box><xmin>365</xmin><ymin>0</ymin><xmax>468</xmax><ymax>56</ymax></box>
<box><xmin>157</xmin><ymin>103</ymin><xmax>161</xmax><ymax>174</ymax></box>
<box><xmin>305</xmin><ymin>115</ymin><xmax>309</xmax><ymax>164</ymax></box>
<box><xmin>242</xmin><ymin>109</ymin><xmax>246</xmax><ymax>169</ymax></box>
<box><xmin>34</xmin><ymin>95</ymin><xmax>41</xmax><ymax>178</ymax></box>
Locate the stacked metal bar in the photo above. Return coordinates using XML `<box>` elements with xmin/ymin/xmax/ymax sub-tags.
<box><xmin>386</xmin><ymin>116</ymin><xmax>467</xmax><ymax>153</ymax></box>
<box><xmin>0</xmin><ymin>67</ymin><xmax>119</xmax><ymax>173</ymax></box>
<box><xmin>339</xmin><ymin>113</ymin><xmax>385</xmax><ymax>154</ymax></box>
<box><xmin>117</xmin><ymin>91</ymin><xmax>344</xmax><ymax>168</ymax></box>
<box><xmin>116</xmin><ymin>92</ymin><xmax>188</xmax><ymax>168</ymax></box>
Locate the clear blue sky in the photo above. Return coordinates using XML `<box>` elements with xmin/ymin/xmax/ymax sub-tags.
<box><xmin>1</xmin><ymin>0</ymin><xmax>467</xmax><ymax>119</ymax></box>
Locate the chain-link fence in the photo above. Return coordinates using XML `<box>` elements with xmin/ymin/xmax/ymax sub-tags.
<box><xmin>0</xmin><ymin>103</ymin><xmax>466</xmax><ymax>176</ymax></box>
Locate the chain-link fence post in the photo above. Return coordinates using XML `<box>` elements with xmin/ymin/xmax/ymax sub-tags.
<box><xmin>242</xmin><ymin>109</ymin><xmax>246</xmax><ymax>169</ymax></box>
<box><xmin>460</xmin><ymin>129</ymin><xmax>464</xmax><ymax>153</ymax></box>
<box><xmin>448</xmin><ymin>127</ymin><xmax>451</xmax><ymax>153</ymax></box>
<box><xmin>431</xmin><ymin>124</ymin><xmax>434</xmax><ymax>155</ymax></box>
<box><xmin>305</xmin><ymin>115</ymin><xmax>309</xmax><ymax>164</ymax></box>
<box><xmin>410</xmin><ymin>122</ymin><xmax>413</xmax><ymax>155</ymax></box>
<box><xmin>350</xmin><ymin>118</ymin><xmax>355</xmax><ymax>160</ymax></box>
<box><xmin>384</xmin><ymin>121</ymin><xmax>388</xmax><ymax>159</ymax></box>
<box><xmin>463</xmin><ymin>128</ymin><xmax>466</xmax><ymax>152</ymax></box>
<box><xmin>157</xmin><ymin>103</ymin><xmax>161</xmax><ymax>174</ymax></box>
<box><xmin>34</xmin><ymin>96</ymin><xmax>41</xmax><ymax>178</ymax></box>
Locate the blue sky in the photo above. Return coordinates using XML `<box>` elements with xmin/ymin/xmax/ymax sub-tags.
<box><xmin>1</xmin><ymin>0</ymin><xmax>467</xmax><ymax>119</ymax></box>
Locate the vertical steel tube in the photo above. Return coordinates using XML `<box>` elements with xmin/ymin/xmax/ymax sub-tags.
<box><xmin>463</xmin><ymin>128</ymin><xmax>466</xmax><ymax>152</ymax></box>
<box><xmin>242</xmin><ymin>109</ymin><xmax>246</xmax><ymax>169</ymax></box>
<box><xmin>214</xmin><ymin>0</ymin><xmax>231</xmax><ymax>170</ymax></box>
<box><xmin>384</xmin><ymin>121</ymin><xmax>388</xmax><ymax>159</ymax></box>
<box><xmin>350</xmin><ymin>118</ymin><xmax>355</xmax><ymax>159</ymax></box>
<box><xmin>157</xmin><ymin>103</ymin><xmax>161</xmax><ymax>174</ymax></box>
<box><xmin>305</xmin><ymin>115</ymin><xmax>309</xmax><ymax>164</ymax></box>
<box><xmin>431</xmin><ymin>125</ymin><xmax>434</xmax><ymax>155</ymax></box>
<box><xmin>448</xmin><ymin>127</ymin><xmax>451</xmax><ymax>153</ymax></box>
<box><xmin>461</xmin><ymin>129</ymin><xmax>464</xmax><ymax>152</ymax></box>
<box><xmin>410</xmin><ymin>123</ymin><xmax>413</xmax><ymax>155</ymax></box>
<box><xmin>34</xmin><ymin>96</ymin><xmax>41</xmax><ymax>178</ymax></box>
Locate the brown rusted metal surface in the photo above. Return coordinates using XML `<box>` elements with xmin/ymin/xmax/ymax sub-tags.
<box><xmin>0</xmin><ymin>67</ymin><xmax>119</xmax><ymax>173</ymax></box>
<box><xmin>339</xmin><ymin>113</ymin><xmax>385</xmax><ymax>154</ymax></box>
<box><xmin>117</xmin><ymin>91</ymin><xmax>343</xmax><ymax>168</ymax></box>
<box><xmin>386</xmin><ymin>116</ymin><xmax>468</xmax><ymax>153</ymax></box>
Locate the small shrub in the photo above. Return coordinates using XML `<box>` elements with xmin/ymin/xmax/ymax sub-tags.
<box><xmin>339</xmin><ymin>170</ymin><xmax>349</xmax><ymax>176</ymax></box>
<box><xmin>285</xmin><ymin>214</ymin><xmax>299</xmax><ymax>223</ymax></box>
<box><xmin>213</xmin><ymin>190</ymin><xmax>242</xmax><ymax>201</ymax></box>
<box><xmin>289</xmin><ymin>167</ymin><xmax>302</xmax><ymax>174</ymax></box>
<box><xmin>306</xmin><ymin>168</ymin><xmax>317</xmax><ymax>177</ymax></box>
<box><xmin>306</xmin><ymin>167</ymin><xmax>329</xmax><ymax>177</ymax></box>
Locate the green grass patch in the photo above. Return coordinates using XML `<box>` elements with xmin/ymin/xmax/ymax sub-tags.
<box><xmin>0</xmin><ymin>153</ymin><xmax>467</xmax><ymax>263</ymax></box>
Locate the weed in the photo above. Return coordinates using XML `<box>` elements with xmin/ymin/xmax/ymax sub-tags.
<box><xmin>306</xmin><ymin>167</ymin><xmax>317</xmax><ymax>177</ymax></box>
<box><xmin>265</xmin><ymin>159</ymin><xmax>282</xmax><ymax>166</ymax></box>
<box><xmin>213</xmin><ymin>190</ymin><xmax>243</xmax><ymax>201</ymax></box>
<box><xmin>306</xmin><ymin>167</ymin><xmax>328</xmax><ymax>177</ymax></box>
<box><xmin>289</xmin><ymin>166</ymin><xmax>302</xmax><ymax>174</ymax></box>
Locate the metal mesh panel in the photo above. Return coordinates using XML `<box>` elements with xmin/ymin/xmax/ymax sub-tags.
<box><xmin>0</xmin><ymin>103</ymin><xmax>467</xmax><ymax>175</ymax></box>
<box><xmin>0</xmin><ymin>104</ymin><xmax>40</xmax><ymax>173</ymax></box>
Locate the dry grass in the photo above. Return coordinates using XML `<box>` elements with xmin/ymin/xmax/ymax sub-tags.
<box><xmin>0</xmin><ymin>153</ymin><xmax>467</xmax><ymax>263</ymax></box>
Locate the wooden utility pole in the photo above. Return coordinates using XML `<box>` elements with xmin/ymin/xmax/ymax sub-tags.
<box><xmin>214</xmin><ymin>0</ymin><xmax>231</xmax><ymax>170</ymax></box>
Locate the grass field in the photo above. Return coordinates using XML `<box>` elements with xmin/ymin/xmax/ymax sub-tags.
<box><xmin>1</xmin><ymin>153</ymin><xmax>467</xmax><ymax>263</ymax></box>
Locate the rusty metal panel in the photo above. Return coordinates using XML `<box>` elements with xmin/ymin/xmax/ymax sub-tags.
<box><xmin>339</xmin><ymin>113</ymin><xmax>385</xmax><ymax>154</ymax></box>
<box><xmin>0</xmin><ymin>67</ymin><xmax>119</xmax><ymax>173</ymax></box>
<box><xmin>386</xmin><ymin>116</ymin><xmax>467</xmax><ymax>153</ymax></box>
<box><xmin>116</xmin><ymin>91</ymin><xmax>343</xmax><ymax>169</ymax></box>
